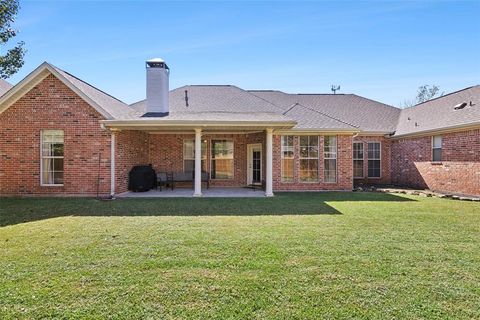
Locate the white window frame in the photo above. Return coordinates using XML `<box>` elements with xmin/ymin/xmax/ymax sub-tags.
<box><xmin>210</xmin><ymin>139</ymin><xmax>234</xmax><ymax>180</ymax></box>
<box><xmin>323</xmin><ymin>135</ymin><xmax>337</xmax><ymax>183</ymax></box>
<box><xmin>353</xmin><ymin>142</ymin><xmax>364</xmax><ymax>179</ymax></box>
<box><xmin>432</xmin><ymin>135</ymin><xmax>442</xmax><ymax>162</ymax></box>
<box><xmin>183</xmin><ymin>139</ymin><xmax>207</xmax><ymax>173</ymax></box>
<box><xmin>281</xmin><ymin>135</ymin><xmax>294</xmax><ymax>183</ymax></box>
<box><xmin>40</xmin><ymin>129</ymin><xmax>64</xmax><ymax>186</ymax></box>
<box><xmin>299</xmin><ymin>135</ymin><xmax>319</xmax><ymax>183</ymax></box>
<box><xmin>367</xmin><ymin>142</ymin><xmax>381</xmax><ymax>179</ymax></box>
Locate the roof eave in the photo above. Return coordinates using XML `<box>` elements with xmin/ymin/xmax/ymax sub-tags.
<box><xmin>101</xmin><ymin>119</ymin><xmax>297</xmax><ymax>131</ymax></box>
<box><xmin>356</xmin><ymin>130</ymin><xmax>394</xmax><ymax>137</ymax></box>
<box><xmin>391</xmin><ymin>122</ymin><xmax>480</xmax><ymax>139</ymax></box>
<box><xmin>0</xmin><ymin>62</ymin><xmax>114</xmax><ymax>119</ymax></box>
<box><xmin>275</xmin><ymin>128</ymin><xmax>360</xmax><ymax>135</ymax></box>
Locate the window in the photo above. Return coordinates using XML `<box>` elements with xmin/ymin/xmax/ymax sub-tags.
<box><xmin>324</xmin><ymin>136</ymin><xmax>337</xmax><ymax>183</ymax></box>
<box><xmin>211</xmin><ymin>140</ymin><xmax>234</xmax><ymax>179</ymax></box>
<box><xmin>432</xmin><ymin>136</ymin><xmax>442</xmax><ymax>162</ymax></box>
<box><xmin>41</xmin><ymin>130</ymin><xmax>64</xmax><ymax>185</ymax></box>
<box><xmin>353</xmin><ymin>142</ymin><xmax>364</xmax><ymax>178</ymax></box>
<box><xmin>299</xmin><ymin>136</ymin><xmax>318</xmax><ymax>182</ymax></box>
<box><xmin>183</xmin><ymin>139</ymin><xmax>207</xmax><ymax>173</ymax></box>
<box><xmin>367</xmin><ymin>142</ymin><xmax>381</xmax><ymax>178</ymax></box>
<box><xmin>281</xmin><ymin>136</ymin><xmax>294</xmax><ymax>182</ymax></box>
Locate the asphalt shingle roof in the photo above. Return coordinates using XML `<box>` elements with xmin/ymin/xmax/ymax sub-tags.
<box><xmin>283</xmin><ymin>103</ymin><xmax>357</xmax><ymax>130</ymax></box>
<box><xmin>131</xmin><ymin>86</ymin><xmax>391</xmax><ymax>131</ymax></box>
<box><xmin>50</xmin><ymin>64</ymin><xmax>134</xmax><ymax>119</ymax></box>
<box><xmin>0</xmin><ymin>79</ymin><xmax>13</xmax><ymax>97</ymax></box>
<box><xmin>127</xmin><ymin>85</ymin><xmax>294</xmax><ymax>124</ymax></box>
<box><xmin>394</xmin><ymin>85</ymin><xmax>480</xmax><ymax>137</ymax></box>
<box><xmin>118</xmin><ymin>111</ymin><xmax>292</xmax><ymax>123</ymax></box>
<box><xmin>10</xmin><ymin>62</ymin><xmax>478</xmax><ymax>135</ymax></box>
<box><xmin>249</xmin><ymin>90</ymin><xmax>400</xmax><ymax>132</ymax></box>
<box><xmin>131</xmin><ymin>85</ymin><xmax>283</xmax><ymax>114</ymax></box>
<box><xmin>77</xmin><ymin>67</ymin><xmax>480</xmax><ymax>134</ymax></box>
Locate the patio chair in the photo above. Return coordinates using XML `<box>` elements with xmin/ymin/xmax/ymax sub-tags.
<box><xmin>190</xmin><ymin>171</ymin><xmax>210</xmax><ymax>189</ymax></box>
<box><xmin>156</xmin><ymin>171</ymin><xmax>173</xmax><ymax>191</ymax></box>
<box><xmin>170</xmin><ymin>171</ymin><xmax>210</xmax><ymax>190</ymax></box>
<box><xmin>172</xmin><ymin>172</ymin><xmax>192</xmax><ymax>190</ymax></box>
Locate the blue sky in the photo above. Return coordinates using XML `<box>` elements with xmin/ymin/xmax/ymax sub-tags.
<box><xmin>8</xmin><ymin>0</ymin><xmax>480</xmax><ymax>106</ymax></box>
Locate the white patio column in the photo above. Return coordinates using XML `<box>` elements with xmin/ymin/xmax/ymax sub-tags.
<box><xmin>110</xmin><ymin>131</ymin><xmax>116</xmax><ymax>198</ymax></box>
<box><xmin>193</xmin><ymin>128</ymin><xmax>203</xmax><ymax>197</ymax></box>
<box><xmin>265</xmin><ymin>128</ymin><xmax>274</xmax><ymax>197</ymax></box>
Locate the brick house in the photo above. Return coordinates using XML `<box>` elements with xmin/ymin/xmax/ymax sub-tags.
<box><xmin>0</xmin><ymin>59</ymin><xmax>478</xmax><ymax>197</ymax></box>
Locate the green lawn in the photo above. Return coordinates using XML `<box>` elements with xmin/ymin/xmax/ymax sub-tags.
<box><xmin>1</xmin><ymin>192</ymin><xmax>479</xmax><ymax>319</ymax></box>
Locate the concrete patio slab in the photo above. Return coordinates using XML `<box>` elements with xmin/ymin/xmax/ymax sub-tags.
<box><xmin>116</xmin><ymin>187</ymin><xmax>266</xmax><ymax>198</ymax></box>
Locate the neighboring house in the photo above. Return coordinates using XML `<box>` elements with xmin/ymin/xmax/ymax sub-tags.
<box><xmin>0</xmin><ymin>59</ymin><xmax>478</xmax><ymax>197</ymax></box>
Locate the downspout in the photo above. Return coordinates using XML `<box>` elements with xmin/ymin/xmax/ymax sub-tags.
<box><xmin>351</xmin><ymin>132</ymin><xmax>359</xmax><ymax>191</ymax></box>
<box><xmin>110</xmin><ymin>131</ymin><xmax>116</xmax><ymax>198</ymax></box>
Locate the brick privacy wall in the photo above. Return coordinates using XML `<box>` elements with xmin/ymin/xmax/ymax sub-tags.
<box><xmin>353</xmin><ymin>136</ymin><xmax>392</xmax><ymax>185</ymax></box>
<box><xmin>272</xmin><ymin>134</ymin><xmax>353</xmax><ymax>191</ymax></box>
<box><xmin>148</xmin><ymin>133</ymin><xmax>266</xmax><ymax>187</ymax></box>
<box><xmin>115</xmin><ymin>130</ymin><xmax>149</xmax><ymax>193</ymax></box>
<box><xmin>0</xmin><ymin>74</ymin><xmax>112</xmax><ymax>196</ymax></box>
<box><xmin>391</xmin><ymin>129</ymin><xmax>480</xmax><ymax>196</ymax></box>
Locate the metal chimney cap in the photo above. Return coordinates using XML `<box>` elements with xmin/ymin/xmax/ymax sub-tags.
<box><xmin>147</xmin><ymin>58</ymin><xmax>165</xmax><ymax>63</ymax></box>
<box><xmin>146</xmin><ymin>58</ymin><xmax>169</xmax><ymax>69</ymax></box>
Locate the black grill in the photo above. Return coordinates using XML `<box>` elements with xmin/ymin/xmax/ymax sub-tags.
<box><xmin>128</xmin><ymin>165</ymin><xmax>156</xmax><ymax>192</ymax></box>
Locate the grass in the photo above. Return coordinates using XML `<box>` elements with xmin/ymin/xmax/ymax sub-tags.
<box><xmin>0</xmin><ymin>192</ymin><xmax>479</xmax><ymax>319</ymax></box>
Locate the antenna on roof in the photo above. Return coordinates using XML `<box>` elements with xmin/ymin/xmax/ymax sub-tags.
<box><xmin>331</xmin><ymin>85</ymin><xmax>340</xmax><ymax>94</ymax></box>
<box><xmin>184</xmin><ymin>90</ymin><xmax>189</xmax><ymax>107</ymax></box>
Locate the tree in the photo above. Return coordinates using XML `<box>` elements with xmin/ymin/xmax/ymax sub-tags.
<box><xmin>401</xmin><ymin>85</ymin><xmax>444</xmax><ymax>108</ymax></box>
<box><xmin>0</xmin><ymin>0</ymin><xmax>25</xmax><ymax>79</ymax></box>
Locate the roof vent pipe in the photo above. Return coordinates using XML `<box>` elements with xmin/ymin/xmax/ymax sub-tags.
<box><xmin>143</xmin><ymin>58</ymin><xmax>169</xmax><ymax>117</ymax></box>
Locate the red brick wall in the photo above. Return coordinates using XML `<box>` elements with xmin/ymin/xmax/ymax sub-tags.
<box><xmin>272</xmin><ymin>134</ymin><xmax>353</xmax><ymax>191</ymax></box>
<box><xmin>391</xmin><ymin>129</ymin><xmax>480</xmax><ymax>196</ymax></box>
<box><xmin>4</xmin><ymin>75</ymin><xmax>474</xmax><ymax>197</ymax></box>
<box><xmin>0</xmin><ymin>74</ymin><xmax>112</xmax><ymax>196</ymax></box>
<box><xmin>148</xmin><ymin>133</ymin><xmax>266</xmax><ymax>187</ymax></box>
<box><xmin>353</xmin><ymin>136</ymin><xmax>392</xmax><ymax>186</ymax></box>
<box><xmin>147</xmin><ymin>132</ymin><xmax>354</xmax><ymax>191</ymax></box>
<box><xmin>115</xmin><ymin>130</ymin><xmax>149</xmax><ymax>193</ymax></box>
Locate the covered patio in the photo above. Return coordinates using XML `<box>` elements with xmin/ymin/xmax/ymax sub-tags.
<box><xmin>102</xmin><ymin>114</ymin><xmax>296</xmax><ymax>197</ymax></box>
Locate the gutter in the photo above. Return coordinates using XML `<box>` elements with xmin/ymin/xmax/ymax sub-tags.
<box><xmin>390</xmin><ymin>122</ymin><xmax>480</xmax><ymax>140</ymax></box>
<box><xmin>274</xmin><ymin>128</ymin><xmax>360</xmax><ymax>135</ymax></box>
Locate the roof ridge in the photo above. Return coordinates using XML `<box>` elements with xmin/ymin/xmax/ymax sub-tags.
<box><xmin>130</xmin><ymin>99</ymin><xmax>144</xmax><ymax>107</ymax></box>
<box><xmin>282</xmin><ymin>103</ymin><xmax>298</xmax><ymax>116</ymax></box>
<box><xmin>296</xmin><ymin>93</ymin><xmax>348</xmax><ymax>96</ymax></box>
<box><xmin>247</xmin><ymin>89</ymin><xmax>285</xmax><ymax>93</ymax></box>
<box><xmin>185</xmin><ymin>84</ymin><xmax>235</xmax><ymax>87</ymax></box>
<box><xmin>48</xmin><ymin>63</ymin><xmax>130</xmax><ymax>107</ymax></box>
<box><xmin>401</xmin><ymin>85</ymin><xmax>480</xmax><ymax>110</ymax></box>
<box><xmin>244</xmin><ymin>89</ymin><xmax>291</xmax><ymax>112</ymax></box>
<box><xmin>349</xmin><ymin>94</ymin><xmax>400</xmax><ymax>111</ymax></box>
<box><xmin>286</xmin><ymin>102</ymin><xmax>359</xmax><ymax>129</ymax></box>
<box><xmin>174</xmin><ymin>110</ymin><xmax>282</xmax><ymax>114</ymax></box>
